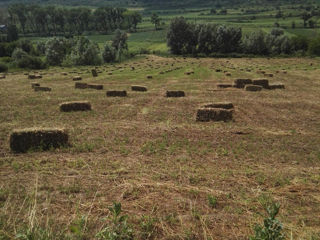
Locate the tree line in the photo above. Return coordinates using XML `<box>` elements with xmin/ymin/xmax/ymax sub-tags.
<box><xmin>0</xmin><ymin>29</ymin><xmax>129</xmax><ymax>72</ymax></box>
<box><xmin>7</xmin><ymin>4</ymin><xmax>142</xmax><ymax>36</ymax></box>
<box><xmin>167</xmin><ymin>17</ymin><xmax>320</xmax><ymax>56</ymax></box>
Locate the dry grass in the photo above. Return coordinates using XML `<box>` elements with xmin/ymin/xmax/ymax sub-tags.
<box><xmin>0</xmin><ymin>56</ymin><xmax>320</xmax><ymax>239</ymax></box>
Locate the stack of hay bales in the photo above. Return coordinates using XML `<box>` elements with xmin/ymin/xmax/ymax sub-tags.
<box><xmin>252</xmin><ymin>79</ymin><xmax>269</xmax><ymax>89</ymax></box>
<box><xmin>106</xmin><ymin>90</ymin><xmax>127</xmax><ymax>97</ymax></box>
<box><xmin>9</xmin><ymin>128</ymin><xmax>69</xmax><ymax>153</ymax></box>
<box><xmin>196</xmin><ymin>102</ymin><xmax>234</xmax><ymax>122</ymax></box>
<box><xmin>166</xmin><ymin>91</ymin><xmax>185</xmax><ymax>97</ymax></box>
<box><xmin>131</xmin><ymin>86</ymin><xmax>147</xmax><ymax>92</ymax></box>
<box><xmin>234</xmin><ymin>78</ymin><xmax>252</xmax><ymax>88</ymax></box>
<box><xmin>60</xmin><ymin>101</ymin><xmax>91</xmax><ymax>112</ymax></box>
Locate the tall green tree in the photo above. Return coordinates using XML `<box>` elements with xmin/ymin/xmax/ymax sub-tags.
<box><xmin>151</xmin><ymin>13</ymin><xmax>161</xmax><ymax>30</ymax></box>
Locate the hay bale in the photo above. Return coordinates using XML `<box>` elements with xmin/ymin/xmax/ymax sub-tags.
<box><xmin>9</xmin><ymin>128</ymin><xmax>69</xmax><ymax>153</ymax></box>
<box><xmin>196</xmin><ymin>108</ymin><xmax>233</xmax><ymax>122</ymax></box>
<box><xmin>269</xmin><ymin>83</ymin><xmax>285</xmax><ymax>90</ymax></box>
<box><xmin>131</xmin><ymin>85</ymin><xmax>147</xmax><ymax>92</ymax></box>
<box><xmin>75</xmin><ymin>82</ymin><xmax>88</xmax><ymax>89</ymax></box>
<box><xmin>34</xmin><ymin>86</ymin><xmax>51</xmax><ymax>92</ymax></box>
<box><xmin>73</xmin><ymin>76</ymin><xmax>82</xmax><ymax>81</ymax></box>
<box><xmin>166</xmin><ymin>91</ymin><xmax>185</xmax><ymax>98</ymax></box>
<box><xmin>252</xmin><ymin>79</ymin><xmax>269</xmax><ymax>89</ymax></box>
<box><xmin>225</xmin><ymin>72</ymin><xmax>231</xmax><ymax>76</ymax></box>
<box><xmin>60</xmin><ymin>101</ymin><xmax>91</xmax><ymax>112</ymax></box>
<box><xmin>202</xmin><ymin>102</ymin><xmax>234</xmax><ymax>110</ymax></box>
<box><xmin>108</xmin><ymin>72</ymin><xmax>113</xmax><ymax>75</ymax></box>
<box><xmin>28</xmin><ymin>74</ymin><xmax>36</xmax><ymax>79</ymax></box>
<box><xmin>91</xmin><ymin>69</ymin><xmax>98</xmax><ymax>77</ymax></box>
<box><xmin>245</xmin><ymin>85</ymin><xmax>262</xmax><ymax>92</ymax></box>
<box><xmin>106</xmin><ymin>90</ymin><xmax>127</xmax><ymax>97</ymax></box>
<box><xmin>185</xmin><ymin>71</ymin><xmax>194</xmax><ymax>75</ymax></box>
<box><xmin>31</xmin><ymin>82</ymin><xmax>40</xmax><ymax>89</ymax></box>
<box><xmin>217</xmin><ymin>83</ymin><xmax>233</xmax><ymax>88</ymax></box>
<box><xmin>234</xmin><ymin>78</ymin><xmax>252</xmax><ymax>88</ymax></box>
<box><xmin>0</xmin><ymin>75</ymin><xmax>5</xmax><ymax>79</ymax></box>
<box><xmin>88</xmin><ymin>84</ymin><xmax>103</xmax><ymax>90</ymax></box>
<box><xmin>264</xmin><ymin>73</ymin><xmax>273</xmax><ymax>77</ymax></box>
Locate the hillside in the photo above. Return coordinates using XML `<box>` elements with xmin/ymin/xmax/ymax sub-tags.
<box><xmin>0</xmin><ymin>0</ymin><xmax>307</xmax><ymax>8</ymax></box>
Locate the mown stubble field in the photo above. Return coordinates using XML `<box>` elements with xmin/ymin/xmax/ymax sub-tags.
<box><xmin>0</xmin><ymin>56</ymin><xmax>320</xmax><ymax>239</ymax></box>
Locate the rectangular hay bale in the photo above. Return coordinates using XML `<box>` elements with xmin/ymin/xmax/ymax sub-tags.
<box><xmin>252</xmin><ymin>79</ymin><xmax>269</xmax><ymax>89</ymax></box>
<box><xmin>10</xmin><ymin>128</ymin><xmax>69</xmax><ymax>153</ymax></box>
<box><xmin>196</xmin><ymin>108</ymin><xmax>233</xmax><ymax>122</ymax></box>
<box><xmin>234</xmin><ymin>79</ymin><xmax>252</xmax><ymax>88</ymax></box>
<box><xmin>166</xmin><ymin>91</ymin><xmax>185</xmax><ymax>98</ymax></box>
<box><xmin>88</xmin><ymin>84</ymin><xmax>103</xmax><ymax>90</ymax></box>
<box><xmin>34</xmin><ymin>86</ymin><xmax>51</xmax><ymax>92</ymax></box>
<box><xmin>75</xmin><ymin>82</ymin><xmax>88</xmax><ymax>89</ymax></box>
<box><xmin>202</xmin><ymin>102</ymin><xmax>234</xmax><ymax>110</ymax></box>
<box><xmin>131</xmin><ymin>85</ymin><xmax>147</xmax><ymax>92</ymax></box>
<box><xmin>106</xmin><ymin>90</ymin><xmax>127</xmax><ymax>97</ymax></box>
<box><xmin>60</xmin><ymin>101</ymin><xmax>91</xmax><ymax>112</ymax></box>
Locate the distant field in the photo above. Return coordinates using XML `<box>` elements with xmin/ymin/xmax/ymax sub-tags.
<box><xmin>0</xmin><ymin>56</ymin><xmax>320</xmax><ymax>239</ymax></box>
<box><xmin>24</xmin><ymin>5</ymin><xmax>320</xmax><ymax>55</ymax></box>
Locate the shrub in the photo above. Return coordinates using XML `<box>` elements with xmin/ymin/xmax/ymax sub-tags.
<box><xmin>17</xmin><ymin>55</ymin><xmax>47</xmax><ymax>69</ymax></box>
<box><xmin>45</xmin><ymin>38</ymin><xmax>69</xmax><ymax>66</ymax></box>
<box><xmin>69</xmin><ymin>37</ymin><xmax>102</xmax><ymax>66</ymax></box>
<box><xmin>0</xmin><ymin>63</ymin><xmax>8</xmax><ymax>72</ymax></box>
<box><xmin>36</xmin><ymin>41</ymin><xmax>46</xmax><ymax>55</ymax></box>
<box><xmin>96</xmin><ymin>202</ymin><xmax>134</xmax><ymax>240</ymax></box>
<box><xmin>18</xmin><ymin>39</ymin><xmax>34</xmax><ymax>54</ymax></box>
<box><xmin>250</xmin><ymin>203</ymin><xmax>285</xmax><ymax>240</ymax></box>
<box><xmin>12</xmin><ymin>48</ymin><xmax>28</xmax><ymax>61</ymax></box>
<box><xmin>0</xmin><ymin>41</ymin><xmax>19</xmax><ymax>57</ymax></box>
<box><xmin>308</xmin><ymin>38</ymin><xmax>320</xmax><ymax>56</ymax></box>
<box><xmin>167</xmin><ymin>17</ymin><xmax>197</xmax><ymax>55</ymax></box>
<box><xmin>242</xmin><ymin>31</ymin><xmax>268</xmax><ymax>55</ymax></box>
<box><xmin>102</xmin><ymin>43</ymin><xmax>116</xmax><ymax>63</ymax></box>
<box><xmin>291</xmin><ymin>36</ymin><xmax>309</xmax><ymax>52</ymax></box>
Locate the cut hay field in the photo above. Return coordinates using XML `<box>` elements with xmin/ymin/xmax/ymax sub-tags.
<box><xmin>0</xmin><ymin>56</ymin><xmax>320</xmax><ymax>239</ymax></box>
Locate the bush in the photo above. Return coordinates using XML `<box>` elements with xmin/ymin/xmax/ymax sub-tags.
<box><xmin>167</xmin><ymin>17</ymin><xmax>198</xmax><ymax>55</ymax></box>
<box><xmin>250</xmin><ymin>203</ymin><xmax>285</xmax><ymax>240</ymax></box>
<box><xmin>0</xmin><ymin>41</ymin><xmax>19</xmax><ymax>57</ymax></box>
<box><xmin>96</xmin><ymin>202</ymin><xmax>134</xmax><ymax>240</ymax></box>
<box><xmin>45</xmin><ymin>38</ymin><xmax>69</xmax><ymax>66</ymax></box>
<box><xmin>242</xmin><ymin>31</ymin><xmax>268</xmax><ymax>55</ymax></box>
<box><xmin>16</xmin><ymin>55</ymin><xmax>47</xmax><ymax>69</ymax></box>
<box><xmin>12</xmin><ymin>48</ymin><xmax>28</xmax><ymax>61</ymax></box>
<box><xmin>291</xmin><ymin>36</ymin><xmax>309</xmax><ymax>52</ymax></box>
<box><xmin>102</xmin><ymin>43</ymin><xmax>116</xmax><ymax>63</ymax></box>
<box><xmin>68</xmin><ymin>37</ymin><xmax>102</xmax><ymax>66</ymax></box>
<box><xmin>18</xmin><ymin>40</ymin><xmax>34</xmax><ymax>54</ymax></box>
<box><xmin>308</xmin><ymin>38</ymin><xmax>320</xmax><ymax>56</ymax></box>
<box><xmin>0</xmin><ymin>63</ymin><xmax>8</xmax><ymax>72</ymax></box>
